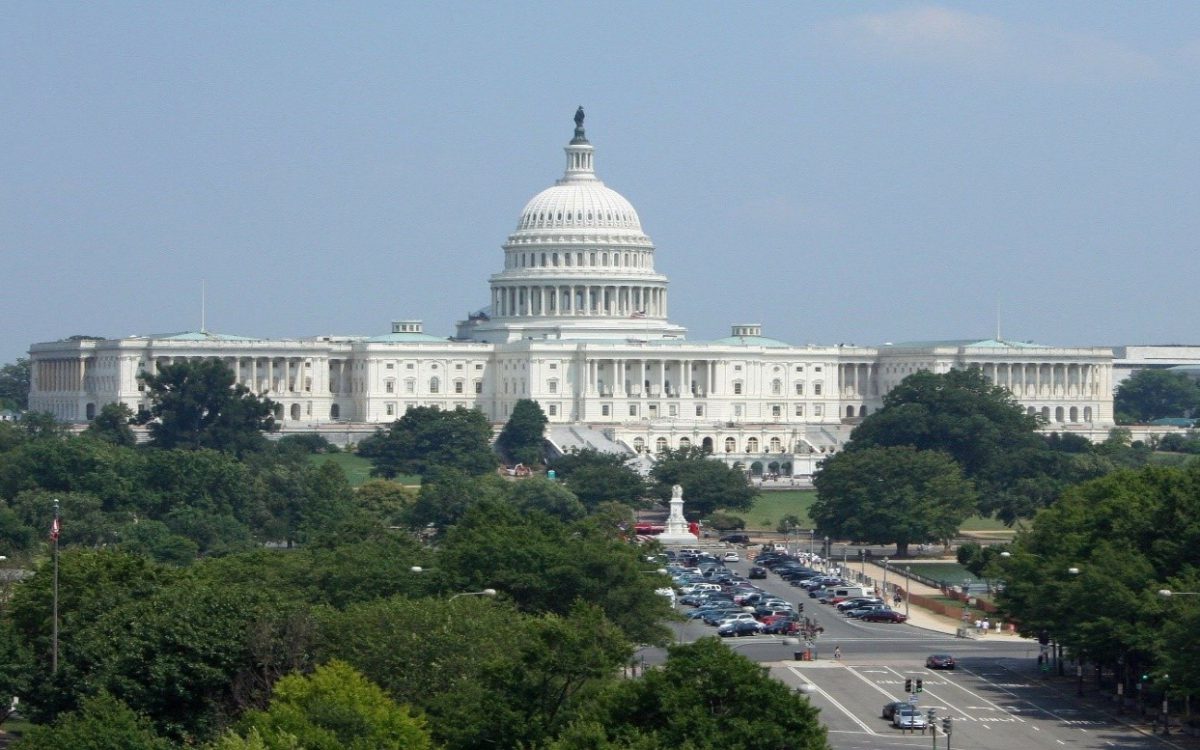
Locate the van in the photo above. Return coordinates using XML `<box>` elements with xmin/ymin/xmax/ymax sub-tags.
<box><xmin>821</xmin><ymin>586</ymin><xmax>871</xmax><ymax>603</ymax></box>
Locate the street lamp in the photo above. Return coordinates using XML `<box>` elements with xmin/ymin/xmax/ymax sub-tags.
<box><xmin>1156</xmin><ymin>589</ymin><xmax>1199</xmax><ymax>734</ymax></box>
<box><xmin>1158</xmin><ymin>590</ymin><xmax>1200</xmax><ymax>598</ymax></box>
<box><xmin>809</xmin><ymin>529</ymin><xmax>815</xmax><ymax>557</ymax></box>
<box><xmin>904</xmin><ymin>565</ymin><xmax>911</xmax><ymax>619</ymax></box>
<box><xmin>882</xmin><ymin>557</ymin><xmax>889</xmax><ymax>597</ymax></box>
<box><xmin>999</xmin><ymin>551</ymin><xmax>1081</xmax><ymax>575</ymax></box>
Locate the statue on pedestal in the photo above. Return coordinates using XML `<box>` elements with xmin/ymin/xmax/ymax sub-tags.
<box><xmin>659</xmin><ymin>483</ymin><xmax>698</xmax><ymax>544</ymax></box>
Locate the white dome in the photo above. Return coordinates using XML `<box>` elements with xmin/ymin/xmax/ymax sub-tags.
<box><xmin>515</xmin><ymin>182</ymin><xmax>643</xmax><ymax>234</ymax></box>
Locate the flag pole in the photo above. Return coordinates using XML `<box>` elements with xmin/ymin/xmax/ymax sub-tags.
<box><xmin>51</xmin><ymin>498</ymin><xmax>59</xmax><ymax>675</ymax></box>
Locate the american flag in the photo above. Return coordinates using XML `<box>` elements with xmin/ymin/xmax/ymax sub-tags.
<box><xmin>50</xmin><ymin>516</ymin><xmax>60</xmax><ymax>542</ymax></box>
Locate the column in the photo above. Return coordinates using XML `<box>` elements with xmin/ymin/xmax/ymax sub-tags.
<box><xmin>640</xmin><ymin>360</ymin><xmax>647</xmax><ymax>396</ymax></box>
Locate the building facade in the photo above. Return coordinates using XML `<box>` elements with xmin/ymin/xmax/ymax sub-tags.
<box><xmin>28</xmin><ymin>112</ymin><xmax>1116</xmax><ymax>476</ymax></box>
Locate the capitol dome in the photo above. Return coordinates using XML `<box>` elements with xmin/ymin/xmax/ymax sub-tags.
<box><xmin>514</xmin><ymin>182</ymin><xmax>644</xmax><ymax>235</ymax></box>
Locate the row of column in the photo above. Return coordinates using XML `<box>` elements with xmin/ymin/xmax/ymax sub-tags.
<box><xmin>981</xmin><ymin>362</ymin><xmax>1107</xmax><ymax>398</ymax></box>
<box><xmin>839</xmin><ymin>362</ymin><xmax>879</xmax><ymax>398</ymax></box>
<box><xmin>35</xmin><ymin>358</ymin><xmax>84</xmax><ymax>392</ymax></box>
<box><xmin>145</xmin><ymin>356</ymin><xmax>325</xmax><ymax>396</ymax></box>
<box><xmin>493</xmin><ymin>284</ymin><xmax>665</xmax><ymax>318</ymax></box>
<box><xmin>584</xmin><ymin>358</ymin><xmax>719</xmax><ymax>397</ymax></box>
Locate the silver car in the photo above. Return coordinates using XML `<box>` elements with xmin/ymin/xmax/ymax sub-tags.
<box><xmin>892</xmin><ymin>706</ymin><xmax>929</xmax><ymax>729</ymax></box>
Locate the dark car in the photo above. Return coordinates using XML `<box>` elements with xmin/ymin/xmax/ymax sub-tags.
<box><xmin>748</xmin><ymin>566</ymin><xmax>768</xmax><ymax>579</ymax></box>
<box><xmin>926</xmin><ymin>654</ymin><xmax>956</xmax><ymax>670</ymax></box>
<box><xmin>718</xmin><ymin>620</ymin><xmax>764</xmax><ymax>638</ymax></box>
<box><xmin>845</xmin><ymin>605</ymin><xmax>891</xmax><ymax>618</ymax></box>
<box><xmin>720</xmin><ymin>533</ymin><xmax>751</xmax><ymax>544</ymax></box>
<box><xmin>761</xmin><ymin>617</ymin><xmax>800</xmax><ymax>635</ymax></box>
<box><xmin>836</xmin><ymin>597</ymin><xmax>883</xmax><ymax>612</ymax></box>
<box><xmin>882</xmin><ymin>701</ymin><xmax>907</xmax><ymax>720</ymax></box>
<box><xmin>861</xmin><ymin>610</ymin><xmax>908</xmax><ymax>623</ymax></box>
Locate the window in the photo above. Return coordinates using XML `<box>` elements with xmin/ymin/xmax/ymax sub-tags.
<box><xmin>548</xmin><ymin>404</ymin><xmax>558</xmax><ymax>416</ymax></box>
<box><xmin>386</xmin><ymin>363</ymin><xmax>395</xmax><ymax>369</ymax></box>
<box><xmin>815</xmin><ymin>366</ymin><xmax>822</xmax><ymax>372</ymax></box>
<box><xmin>386</xmin><ymin>403</ymin><xmax>395</xmax><ymax>416</ymax></box>
<box><xmin>455</xmin><ymin>363</ymin><xmax>464</xmax><ymax>370</ymax></box>
<box><xmin>669</xmin><ymin>405</ymin><xmax>677</xmax><ymax>417</ymax></box>
<box><xmin>795</xmin><ymin>382</ymin><xmax>804</xmax><ymax>395</ymax></box>
<box><xmin>629</xmin><ymin>404</ymin><xmax>638</xmax><ymax>417</ymax></box>
<box><xmin>405</xmin><ymin>379</ymin><xmax>416</xmax><ymax>393</ymax></box>
<box><xmin>795</xmin><ymin>365</ymin><xmax>803</xmax><ymax>372</ymax></box>
<box><xmin>602</xmin><ymin>405</ymin><xmax>610</xmax><ymax>416</ymax></box>
<box><xmin>794</xmin><ymin>404</ymin><xmax>804</xmax><ymax>416</ymax></box>
<box><xmin>733</xmin><ymin>381</ymin><xmax>743</xmax><ymax>395</ymax></box>
<box><xmin>695</xmin><ymin>405</ymin><xmax>704</xmax><ymax>417</ymax></box>
<box><xmin>813</xmin><ymin>383</ymin><xmax>822</xmax><ymax>396</ymax></box>
<box><xmin>656</xmin><ymin>437</ymin><xmax>668</xmax><ymax>453</ymax></box>
<box><xmin>634</xmin><ymin>437</ymin><xmax>646</xmax><ymax>453</ymax></box>
<box><xmin>724</xmin><ymin>437</ymin><xmax>736</xmax><ymax>452</ymax></box>
<box><xmin>771</xmin><ymin>405</ymin><xmax>781</xmax><ymax>417</ymax></box>
<box><xmin>549</xmin><ymin>362</ymin><xmax>557</xmax><ymax>370</ymax></box>
<box><xmin>475</xmin><ymin>363</ymin><xmax>483</xmax><ymax>370</ymax></box>
<box><xmin>385</xmin><ymin>380</ymin><xmax>395</xmax><ymax>393</ymax></box>
<box><xmin>771</xmin><ymin>379</ymin><xmax>782</xmax><ymax>395</ymax></box>
<box><xmin>747</xmin><ymin>437</ymin><xmax>759</xmax><ymax>452</ymax></box>
<box><xmin>474</xmin><ymin>380</ymin><xmax>483</xmax><ymax>394</ymax></box>
<box><xmin>734</xmin><ymin>364</ymin><xmax>743</xmax><ymax>371</ymax></box>
<box><xmin>770</xmin><ymin>437</ymin><xmax>782</xmax><ymax>452</ymax></box>
<box><xmin>814</xmin><ymin>404</ymin><xmax>823</xmax><ymax>416</ymax></box>
<box><xmin>429</xmin><ymin>377</ymin><xmax>440</xmax><ymax>394</ymax></box>
<box><xmin>406</xmin><ymin>363</ymin><xmax>415</xmax><ymax>369</ymax></box>
<box><xmin>454</xmin><ymin>380</ymin><xmax>464</xmax><ymax>394</ymax></box>
<box><xmin>548</xmin><ymin>380</ymin><xmax>558</xmax><ymax>394</ymax></box>
<box><xmin>734</xmin><ymin>405</ymin><xmax>743</xmax><ymax>417</ymax></box>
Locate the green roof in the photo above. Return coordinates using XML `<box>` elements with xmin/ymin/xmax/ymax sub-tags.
<box><xmin>145</xmin><ymin>331</ymin><xmax>259</xmax><ymax>342</ymax></box>
<box><xmin>709</xmin><ymin>335</ymin><xmax>794</xmax><ymax>348</ymax></box>
<box><xmin>365</xmin><ymin>332</ymin><xmax>450</xmax><ymax>343</ymax></box>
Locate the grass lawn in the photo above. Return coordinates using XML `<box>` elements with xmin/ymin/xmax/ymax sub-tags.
<box><xmin>307</xmin><ymin>452</ymin><xmax>420</xmax><ymax>487</ymax></box>
<box><xmin>723</xmin><ymin>489</ymin><xmax>1015</xmax><ymax>537</ymax></box>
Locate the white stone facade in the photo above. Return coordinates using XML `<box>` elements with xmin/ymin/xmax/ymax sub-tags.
<box><xmin>28</xmin><ymin>113</ymin><xmax>1116</xmax><ymax>474</ymax></box>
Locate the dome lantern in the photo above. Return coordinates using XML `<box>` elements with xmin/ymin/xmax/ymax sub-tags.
<box><xmin>562</xmin><ymin>106</ymin><xmax>596</xmax><ymax>182</ymax></box>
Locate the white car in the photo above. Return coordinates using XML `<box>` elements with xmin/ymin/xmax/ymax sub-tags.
<box><xmin>722</xmin><ymin>552</ymin><xmax>740</xmax><ymax>562</ymax></box>
<box><xmin>717</xmin><ymin>612</ymin><xmax>757</xmax><ymax>627</ymax></box>
<box><xmin>893</xmin><ymin>707</ymin><xmax>928</xmax><ymax>729</ymax></box>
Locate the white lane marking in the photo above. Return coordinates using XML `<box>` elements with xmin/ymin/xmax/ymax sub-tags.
<box><xmin>787</xmin><ymin>666</ymin><xmax>880</xmax><ymax>736</ymax></box>
<box><xmin>958</xmin><ymin>665</ymin><xmax>1095</xmax><ymax>731</ymax></box>
<box><xmin>918</xmin><ymin>667</ymin><xmax>1027</xmax><ymax>722</ymax></box>
<box><xmin>844</xmin><ymin>664</ymin><xmax>902</xmax><ymax>701</ymax></box>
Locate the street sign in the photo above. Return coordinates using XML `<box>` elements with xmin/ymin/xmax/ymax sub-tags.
<box><xmin>908</xmin><ymin>693</ymin><xmax>919</xmax><ymax>705</ymax></box>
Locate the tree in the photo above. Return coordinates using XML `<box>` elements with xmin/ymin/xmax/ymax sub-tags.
<box><xmin>508</xmin><ymin>476</ymin><xmax>586</xmax><ymax>522</ymax></box>
<box><xmin>649</xmin><ymin>447</ymin><xmax>758</xmax><ymax>517</ymax></box>
<box><xmin>496</xmin><ymin>398</ymin><xmax>548</xmax><ymax>466</ymax></box>
<box><xmin>1115</xmin><ymin>369</ymin><xmax>1200</xmax><ymax>423</ymax></box>
<box><xmin>219</xmin><ymin>660</ymin><xmax>434</xmax><ymax>750</ymax></box>
<box><xmin>811</xmin><ymin>446</ymin><xmax>977</xmax><ymax>555</ymax></box>
<box><xmin>11</xmin><ymin>692</ymin><xmax>173</xmax><ymax>750</ymax></box>
<box><xmin>140</xmin><ymin>359</ymin><xmax>276</xmax><ymax>456</ymax></box>
<box><xmin>0</xmin><ymin>358</ymin><xmax>31</xmax><ymax>411</ymax></box>
<box><xmin>82</xmin><ymin>402</ymin><xmax>137</xmax><ymax>447</ymax></box>
<box><xmin>357</xmin><ymin>406</ymin><xmax>497</xmax><ymax>479</ymax></box>
<box><xmin>551</xmin><ymin>449</ymin><xmax>646</xmax><ymax>510</ymax></box>
<box><xmin>563</xmin><ymin>638</ymin><xmax>829</xmax><ymax>750</ymax></box>
<box><xmin>405</xmin><ymin>467</ymin><xmax>509</xmax><ymax>531</ymax></box>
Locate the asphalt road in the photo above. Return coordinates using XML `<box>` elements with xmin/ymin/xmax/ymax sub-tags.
<box><xmin>646</xmin><ymin>554</ymin><xmax>1179</xmax><ymax>750</ymax></box>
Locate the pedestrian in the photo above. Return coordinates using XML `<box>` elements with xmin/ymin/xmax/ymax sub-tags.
<box><xmin>893</xmin><ymin>591</ymin><xmax>902</xmax><ymax>607</ymax></box>
<box><xmin>833</xmin><ymin>646</ymin><xmax>842</xmax><ymax>660</ymax></box>
<box><xmin>982</xmin><ymin>618</ymin><xmax>990</xmax><ymax>635</ymax></box>
<box><xmin>974</xmin><ymin>618</ymin><xmax>982</xmax><ymax>634</ymax></box>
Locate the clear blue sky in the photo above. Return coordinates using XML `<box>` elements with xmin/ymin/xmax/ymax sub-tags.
<box><xmin>4</xmin><ymin>2</ymin><xmax>1199</xmax><ymax>365</ymax></box>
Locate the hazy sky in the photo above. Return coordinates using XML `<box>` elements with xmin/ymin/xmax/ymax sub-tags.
<box><xmin>4</xmin><ymin>2</ymin><xmax>1199</xmax><ymax>365</ymax></box>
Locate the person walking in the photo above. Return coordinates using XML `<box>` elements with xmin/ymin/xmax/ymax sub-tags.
<box><xmin>833</xmin><ymin>646</ymin><xmax>842</xmax><ymax>660</ymax></box>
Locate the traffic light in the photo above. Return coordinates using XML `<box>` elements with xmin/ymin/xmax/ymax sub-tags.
<box><xmin>942</xmin><ymin>717</ymin><xmax>952</xmax><ymax>735</ymax></box>
<box><xmin>905</xmin><ymin>678</ymin><xmax>913</xmax><ymax>692</ymax></box>
<box><xmin>916</xmin><ymin>679</ymin><xmax>924</xmax><ymax>693</ymax></box>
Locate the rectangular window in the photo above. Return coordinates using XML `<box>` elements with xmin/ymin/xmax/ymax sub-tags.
<box><xmin>602</xmin><ymin>404</ymin><xmax>611</xmax><ymax>417</ymax></box>
<box><xmin>385</xmin><ymin>381</ymin><xmax>394</xmax><ymax>393</ymax></box>
<box><xmin>795</xmin><ymin>383</ymin><xmax>804</xmax><ymax>395</ymax></box>
<box><xmin>734</xmin><ymin>404</ymin><xmax>743</xmax><ymax>417</ymax></box>
<box><xmin>795</xmin><ymin>404</ymin><xmax>804</xmax><ymax>416</ymax></box>
<box><xmin>814</xmin><ymin>404</ymin><xmax>823</xmax><ymax>416</ymax></box>
<box><xmin>814</xmin><ymin>383</ymin><xmax>822</xmax><ymax>396</ymax></box>
<box><xmin>695</xmin><ymin>405</ymin><xmax>704</xmax><ymax>417</ymax></box>
<box><xmin>548</xmin><ymin>381</ymin><xmax>558</xmax><ymax>394</ymax></box>
<box><xmin>386</xmin><ymin>363</ymin><xmax>395</xmax><ymax>369</ymax></box>
<box><xmin>405</xmin><ymin>380</ymin><xmax>415</xmax><ymax>393</ymax></box>
<box><xmin>549</xmin><ymin>363</ymin><xmax>557</xmax><ymax>370</ymax></box>
<box><xmin>454</xmin><ymin>381</ymin><xmax>464</xmax><ymax>394</ymax></box>
<box><xmin>815</xmin><ymin>366</ymin><xmax>822</xmax><ymax>372</ymax></box>
<box><xmin>669</xmin><ymin>405</ymin><xmax>677</xmax><ymax>417</ymax></box>
<box><xmin>548</xmin><ymin>404</ymin><xmax>558</xmax><ymax>416</ymax></box>
<box><xmin>475</xmin><ymin>363</ymin><xmax>483</xmax><ymax>370</ymax></box>
<box><xmin>629</xmin><ymin>404</ymin><xmax>638</xmax><ymax>417</ymax></box>
<box><xmin>771</xmin><ymin>405</ymin><xmax>781</xmax><ymax>417</ymax></box>
<box><xmin>406</xmin><ymin>363</ymin><xmax>415</xmax><ymax>369</ymax></box>
<box><xmin>386</xmin><ymin>403</ymin><xmax>395</xmax><ymax>416</ymax></box>
<box><xmin>733</xmin><ymin>382</ymin><xmax>743</xmax><ymax>395</ymax></box>
<box><xmin>474</xmin><ymin>381</ymin><xmax>483</xmax><ymax>394</ymax></box>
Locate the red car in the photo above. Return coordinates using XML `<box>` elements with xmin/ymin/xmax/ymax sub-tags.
<box><xmin>860</xmin><ymin>610</ymin><xmax>907</xmax><ymax>623</ymax></box>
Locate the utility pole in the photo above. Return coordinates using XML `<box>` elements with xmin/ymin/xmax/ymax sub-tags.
<box><xmin>51</xmin><ymin>498</ymin><xmax>60</xmax><ymax>675</ymax></box>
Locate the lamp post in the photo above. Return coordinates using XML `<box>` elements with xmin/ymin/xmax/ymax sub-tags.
<box><xmin>999</xmin><ymin>552</ymin><xmax>1081</xmax><ymax>675</ymax></box>
<box><xmin>1156</xmin><ymin>589</ymin><xmax>1200</xmax><ymax>734</ymax></box>
<box><xmin>882</xmin><ymin>558</ymin><xmax>889</xmax><ymax>597</ymax></box>
<box><xmin>904</xmin><ymin>565</ymin><xmax>911</xmax><ymax>619</ymax></box>
<box><xmin>859</xmin><ymin>549</ymin><xmax>866</xmax><ymax>583</ymax></box>
<box><xmin>809</xmin><ymin>529</ymin><xmax>815</xmax><ymax>557</ymax></box>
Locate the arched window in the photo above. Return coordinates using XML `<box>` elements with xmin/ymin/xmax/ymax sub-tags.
<box><xmin>846</xmin><ymin>406</ymin><xmax>855</xmax><ymax>417</ymax></box>
<box><xmin>747</xmin><ymin>437</ymin><xmax>760</xmax><ymax>453</ymax></box>
<box><xmin>725</xmin><ymin>437</ymin><xmax>736</xmax><ymax>453</ymax></box>
<box><xmin>1041</xmin><ymin>406</ymin><xmax>1051</xmax><ymax>421</ymax></box>
<box><xmin>771</xmin><ymin>379</ymin><xmax>782</xmax><ymax>395</ymax></box>
<box><xmin>679</xmin><ymin>437</ymin><xmax>691</xmax><ymax>449</ymax></box>
<box><xmin>769</xmin><ymin>437</ymin><xmax>782</xmax><ymax>452</ymax></box>
<box><xmin>1055</xmin><ymin>406</ymin><xmax>1065</xmax><ymax>422</ymax></box>
<box><xmin>859</xmin><ymin>405</ymin><xmax>868</xmax><ymax>417</ymax></box>
<box><xmin>733</xmin><ymin>381</ymin><xmax>743</xmax><ymax>395</ymax></box>
<box><xmin>429</xmin><ymin>377</ymin><xmax>440</xmax><ymax>394</ymax></box>
<box><xmin>330</xmin><ymin>404</ymin><xmax>340</xmax><ymax>419</ymax></box>
<box><xmin>85</xmin><ymin>403</ymin><xmax>96</xmax><ymax>420</ymax></box>
<box><xmin>655</xmin><ymin>437</ymin><xmax>668</xmax><ymax>453</ymax></box>
<box><xmin>1084</xmin><ymin>406</ymin><xmax>1093</xmax><ymax>422</ymax></box>
<box><xmin>795</xmin><ymin>382</ymin><xmax>805</xmax><ymax>395</ymax></box>
<box><xmin>290</xmin><ymin>404</ymin><xmax>301</xmax><ymax>421</ymax></box>
<box><xmin>1069</xmin><ymin>406</ymin><xmax>1079</xmax><ymax>422</ymax></box>
<box><xmin>633</xmin><ymin>437</ymin><xmax>645</xmax><ymax>453</ymax></box>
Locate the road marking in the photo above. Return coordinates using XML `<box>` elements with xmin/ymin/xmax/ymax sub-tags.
<box><xmin>917</xmin><ymin>667</ymin><xmax>1027</xmax><ymax>723</ymax></box>
<box><xmin>787</xmin><ymin>666</ymin><xmax>880</xmax><ymax>735</ymax></box>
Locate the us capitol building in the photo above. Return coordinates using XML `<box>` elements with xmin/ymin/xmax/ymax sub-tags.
<box><xmin>29</xmin><ymin>110</ymin><xmax>1115</xmax><ymax>476</ymax></box>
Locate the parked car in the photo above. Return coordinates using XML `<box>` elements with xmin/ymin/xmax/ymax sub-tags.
<box><xmin>720</xmin><ymin>533</ymin><xmax>751</xmax><ymax>544</ymax></box>
<box><xmin>926</xmin><ymin>654</ymin><xmax>957</xmax><ymax>670</ymax></box>
<box><xmin>860</xmin><ymin>610</ymin><xmax>908</xmax><ymax>623</ymax></box>
<box><xmin>837</xmin><ymin>597</ymin><xmax>884</xmax><ymax>612</ymax></box>
<box><xmin>845</xmin><ymin>605</ymin><xmax>891</xmax><ymax>618</ymax></box>
<box><xmin>700</xmin><ymin>608</ymin><xmax>744</xmax><ymax>625</ymax></box>
<box><xmin>748</xmin><ymin>566</ymin><xmax>768</xmax><ymax>579</ymax></box>
<box><xmin>893</xmin><ymin>706</ymin><xmax>928</xmax><ymax>729</ymax></box>
<box><xmin>722</xmin><ymin>552</ymin><xmax>740</xmax><ymax>562</ymax></box>
<box><xmin>761</xmin><ymin>618</ymin><xmax>800</xmax><ymax>635</ymax></box>
<box><xmin>717</xmin><ymin>620</ymin><xmax>764</xmax><ymax>637</ymax></box>
<box><xmin>881</xmin><ymin>701</ymin><xmax>907</xmax><ymax>720</ymax></box>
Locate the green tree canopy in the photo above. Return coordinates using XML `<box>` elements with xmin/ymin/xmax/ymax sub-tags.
<box><xmin>219</xmin><ymin>660</ymin><xmax>434</xmax><ymax>750</ymax></box>
<box><xmin>82</xmin><ymin>402</ymin><xmax>137</xmax><ymax>447</ymax></box>
<box><xmin>811</xmin><ymin>446</ymin><xmax>977</xmax><ymax>555</ymax></box>
<box><xmin>1114</xmin><ymin>368</ymin><xmax>1200</xmax><ymax>423</ymax></box>
<box><xmin>0</xmin><ymin>358</ymin><xmax>31</xmax><ymax>411</ymax></box>
<box><xmin>140</xmin><ymin>359</ymin><xmax>276</xmax><ymax>456</ymax></box>
<box><xmin>559</xmin><ymin>637</ymin><xmax>829</xmax><ymax>750</ymax></box>
<box><xmin>357</xmin><ymin>405</ymin><xmax>497</xmax><ymax>478</ymax></box>
<box><xmin>649</xmin><ymin>447</ymin><xmax>757</xmax><ymax>517</ymax></box>
<box><xmin>551</xmin><ymin>449</ymin><xmax>646</xmax><ymax>510</ymax></box>
<box><xmin>496</xmin><ymin>398</ymin><xmax>548</xmax><ymax>466</ymax></box>
<box><xmin>11</xmin><ymin>692</ymin><xmax>173</xmax><ymax>750</ymax></box>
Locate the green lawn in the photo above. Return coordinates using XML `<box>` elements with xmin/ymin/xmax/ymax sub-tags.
<box><xmin>307</xmin><ymin>452</ymin><xmax>420</xmax><ymax>487</ymax></box>
<box><xmin>722</xmin><ymin>489</ymin><xmax>1014</xmax><ymax>535</ymax></box>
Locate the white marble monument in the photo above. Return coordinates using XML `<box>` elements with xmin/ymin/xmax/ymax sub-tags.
<box><xmin>658</xmin><ymin>484</ymin><xmax>699</xmax><ymax>544</ymax></box>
